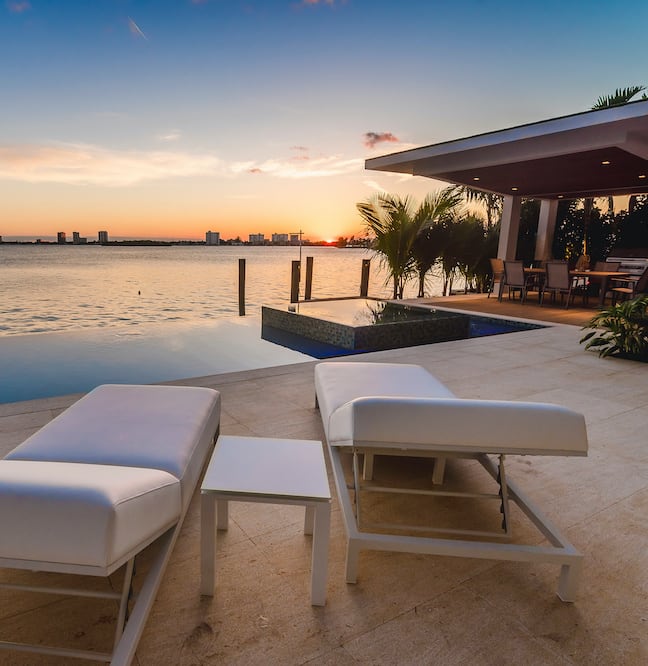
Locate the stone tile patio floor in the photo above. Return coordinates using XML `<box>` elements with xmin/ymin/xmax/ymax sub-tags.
<box><xmin>1</xmin><ymin>313</ymin><xmax>647</xmax><ymax>664</ymax></box>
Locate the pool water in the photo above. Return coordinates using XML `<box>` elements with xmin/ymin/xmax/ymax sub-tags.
<box><xmin>1</xmin><ymin>299</ymin><xmax>544</xmax><ymax>405</ymax></box>
<box><xmin>0</xmin><ymin>317</ymin><xmax>311</xmax><ymax>404</ymax></box>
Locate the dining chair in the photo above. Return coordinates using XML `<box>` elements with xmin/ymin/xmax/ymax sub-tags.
<box><xmin>488</xmin><ymin>258</ymin><xmax>504</xmax><ymax>299</ymax></box>
<box><xmin>610</xmin><ymin>266</ymin><xmax>648</xmax><ymax>305</ymax></box>
<box><xmin>500</xmin><ymin>260</ymin><xmax>533</xmax><ymax>303</ymax></box>
<box><xmin>540</xmin><ymin>261</ymin><xmax>580</xmax><ymax>308</ymax></box>
<box><xmin>588</xmin><ymin>261</ymin><xmax>621</xmax><ymax>302</ymax></box>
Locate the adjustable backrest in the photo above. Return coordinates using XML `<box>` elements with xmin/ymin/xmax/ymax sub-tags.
<box><xmin>545</xmin><ymin>261</ymin><xmax>570</xmax><ymax>289</ymax></box>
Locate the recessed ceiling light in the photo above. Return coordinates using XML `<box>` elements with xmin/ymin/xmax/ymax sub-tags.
<box><xmin>639</xmin><ymin>174</ymin><xmax>647</xmax><ymax>179</ymax></box>
<box><xmin>558</xmin><ymin>195</ymin><xmax>564</xmax><ymax>199</ymax></box>
<box><xmin>473</xmin><ymin>177</ymin><xmax>480</xmax><ymax>181</ymax></box>
<box><xmin>601</xmin><ymin>160</ymin><xmax>611</xmax><ymax>165</ymax></box>
<box><xmin>511</xmin><ymin>187</ymin><xmax>518</xmax><ymax>191</ymax></box>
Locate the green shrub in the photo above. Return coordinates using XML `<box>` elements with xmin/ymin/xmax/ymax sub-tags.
<box><xmin>580</xmin><ymin>295</ymin><xmax>648</xmax><ymax>361</ymax></box>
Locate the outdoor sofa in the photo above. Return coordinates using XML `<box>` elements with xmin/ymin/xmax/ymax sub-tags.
<box><xmin>0</xmin><ymin>383</ymin><xmax>221</xmax><ymax>664</ymax></box>
<box><xmin>315</xmin><ymin>361</ymin><xmax>588</xmax><ymax>601</ymax></box>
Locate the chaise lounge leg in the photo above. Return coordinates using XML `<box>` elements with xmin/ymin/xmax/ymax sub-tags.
<box><xmin>362</xmin><ymin>453</ymin><xmax>374</xmax><ymax>480</ymax></box>
<box><xmin>345</xmin><ymin>540</ymin><xmax>360</xmax><ymax>584</ymax></box>
<box><xmin>432</xmin><ymin>457</ymin><xmax>446</xmax><ymax>485</ymax></box>
<box><xmin>557</xmin><ymin>559</ymin><xmax>583</xmax><ymax>602</ymax></box>
<box><xmin>113</xmin><ymin>558</ymin><xmax>135</xmax><ymax>650</ymax></box>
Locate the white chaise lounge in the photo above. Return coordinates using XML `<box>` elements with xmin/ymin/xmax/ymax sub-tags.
<box><xmin>0</xmin><ymin>383</ymin><xmax>221</xmax><ymax>664</ymax></box>
<box><xmin>315</xmin><ymin>361</ymin><xmax>589</xmax><ymax>601</ymax></box>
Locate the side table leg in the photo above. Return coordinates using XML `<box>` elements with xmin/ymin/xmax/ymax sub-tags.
<box><xmin>216</xmin><ymin>498</ymin><xmax>229</xmax><ymax>530</ymax></box>
<box><xmin>200</xmin><ymin>494</ymin><xmax>217</xmax><ymax>595</ymax></box>
<box><xmin>310</xmin><ymin>501</ymin><xmax>331</xmax><ymax>606</ymax></box>
<box><xmin>304</xmin><ymin>506</ymin><xmax>315</xmax><ymax>535</ymax></box>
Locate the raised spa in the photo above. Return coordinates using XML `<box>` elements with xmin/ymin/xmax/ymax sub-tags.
<box><xmin>261</xmin><ymin>299</ymin><xmax>543</xmax><ymax>357</ymax></box>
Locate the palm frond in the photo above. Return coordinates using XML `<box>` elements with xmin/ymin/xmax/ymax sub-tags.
<box><xmin>591</xmin><ymin>86</ymin><xmax>646</xmax><ymax>110</ymax></box>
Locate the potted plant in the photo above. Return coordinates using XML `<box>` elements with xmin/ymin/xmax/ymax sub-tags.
<box><xmin>580</xmin><ymin>295</ymin><xmax>648</xmax><ymax>361</ymax></box>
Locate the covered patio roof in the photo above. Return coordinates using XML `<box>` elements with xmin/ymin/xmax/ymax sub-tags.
<box><xmin>366</xmin><ymin>99</ymin><xmax>648</xmax><ymax>200</ymax></box>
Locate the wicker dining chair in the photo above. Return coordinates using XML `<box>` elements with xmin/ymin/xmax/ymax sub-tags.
<box><xmin>488</xmin><ymin>258</ymin><xmax>505</xmax><ymax>299</ymax></box>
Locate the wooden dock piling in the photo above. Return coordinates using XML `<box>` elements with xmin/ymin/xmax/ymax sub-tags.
<box><xmin>290</xmin><ymin>260</ymin><xmax>300</xmax><ymax>303</ymax></box>
<box><xmin>238</xmin><ymin>258</ymin><xmax>246</xmax><ymax>316</ymax></box>
<box><xmin>360</xmin><ymin>258</ymin><xmax>371</xmax><ymax>297</ymax></box>
<box><xmin>304</xmin><ymin>256</ymin><xmax>313</xmax><ymax>300</ymax></box>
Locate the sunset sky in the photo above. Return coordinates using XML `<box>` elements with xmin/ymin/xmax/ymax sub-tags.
<box><xmin>2</xmin><ymin>0</ymin><xmax>648</xmax><ymax>241</ymax></box>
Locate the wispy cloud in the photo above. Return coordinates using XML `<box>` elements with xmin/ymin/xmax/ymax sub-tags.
<box><xmin>0</xmin><ymin>143</ymin><xmax>222</xmax><ymax>186</ymax></box>
<box><xmin>0</xmin><ymin>141</ymin><xmax>366</xmax><ymax>186</ymax></box>
<box><xmin>128</xmin><ymin>17</ymin><xmax>148</xmax><ymax>40</ymax></box>
<box><xmin>6</xmin><ymin>1</ymin><xmax>30</xmax><ymax>13</ymax></box>
<box><xmin>363</xmin><ymin>179</ymin><xmax>386</xmax><ymax>193</ymax></box>
<box><xmin>363</xmin><ymin>131</ymin><xmax>400</xmax><ymax>149</ymax></box>
<box><xmin>233</xmin><ymin>154</ymin><xmax>363</xmax><ymax>179</ymax></box>
<box><xmin>156</xmin><ymin>131</ymin><xmax>182</xmax><ymax>142</ymax></box>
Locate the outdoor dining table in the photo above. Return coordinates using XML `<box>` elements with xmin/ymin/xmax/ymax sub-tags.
<box><xmin>570</xmin><ymin>270</ymin><xmax>629</xmax><ymax>307</ymax></box>
<box><xmin>523</xmin><ymin>267</ymin><xmax>630</xmax><ymax>307</ymax></box>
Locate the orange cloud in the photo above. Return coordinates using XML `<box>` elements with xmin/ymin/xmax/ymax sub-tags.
<box><xmin>363</xmin><ymin>131</ymin><xmax>400</xmax><ymax>148</ymax></box>
<box><xmin>0</xmin><ymin>143</ymin><xmax>222</xmax><ymax>186</ymax></box>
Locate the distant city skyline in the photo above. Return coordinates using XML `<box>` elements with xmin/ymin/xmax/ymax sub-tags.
<box><xmin>2</xmin><ymin>1</ymin><xmax>647</xmax><ymax>241</ymax></box>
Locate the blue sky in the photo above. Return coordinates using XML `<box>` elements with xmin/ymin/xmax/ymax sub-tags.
<box><xmin>2</xmin><ymin>0</ymin><xmax>647</xmax><ymax>240</ymax></box>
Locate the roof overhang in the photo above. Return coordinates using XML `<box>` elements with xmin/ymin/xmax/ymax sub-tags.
<box><xmin>365</xmin><ymin>100</ymin><xmax>648</xmax><ymax>200</ymax></box>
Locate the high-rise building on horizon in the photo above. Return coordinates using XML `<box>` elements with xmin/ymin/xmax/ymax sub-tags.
<box><xmin>72</xmin><ymin>231</ymin><xmax>87</xmax><ymax>244</ymax></box>
<box><xmin>57</xmin><ymin>231</ymin><xmax>66</xmax><ymax>244</ymax></box>
<box><xmin>98</xmin><ymin>230</ymin><xmax>109</xmax><ymax>244</ymax></box>
<box><xmin>290</xmin><ymin>233</ymin><xmax>300</xmax><ymax>246</ymax></box>
<box><xmin>249</xmin><ymin>233</ymin><xmax>265</xmax><ymax>245</ymax></box>
<box><xmin>206</xmin><ymin>230</ymin><xmax>220</xmax><ymax>246</ymax></box>
<box><xmin>271</xmin><ymin>233</ymin><xmax>289</xmax><ymax>244</ymax></box>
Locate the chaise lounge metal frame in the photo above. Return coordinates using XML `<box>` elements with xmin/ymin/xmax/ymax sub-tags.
<box><xmin>314</xmin><ymin>361</ymin><xmax>588</xmax><ymax>602</ymax></box>
<box><xmin>328</xmin><ymin>443</ymin><xmax>583</xmax><ymax>601</ymax></box>
<box><xmin>0</xmin><ymin>384</ymin><xmax>221</xmax><ymax>665</ymax></box>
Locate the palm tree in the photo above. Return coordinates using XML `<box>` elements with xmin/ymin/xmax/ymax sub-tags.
<box><xmin>357</xmin><ymin>187</ymin><xmax>462</xmax><ymax>298</ymax></box>
<box><xmin>456</xmin><ymin>186</ymin><xmax>503</xmax><ymax>230</ymax></box>
<box><xmin>575</xmin><ymin>86</ymin><xmax>648</xmax><ymax>265</ymax></box>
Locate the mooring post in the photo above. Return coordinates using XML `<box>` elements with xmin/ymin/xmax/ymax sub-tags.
<box><xmin>290</xmin><ymin>260</ymin><xmax>300</xmax><ymax>303</ymax></box>
<box><xmin>360</xmin><ymin>258</ymin><xmax>371</xmax><ymax>297</ymax></box>
<box><xmin>238</xmin><ymin>258</ymin><xmax>246</xmax><ymax>316</ymax></box>
<box><xmin>304</xmin><ymin>256</ymin><xmax>314</xmax><ymax>300</ymax></box>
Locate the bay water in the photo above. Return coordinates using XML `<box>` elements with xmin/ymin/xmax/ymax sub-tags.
<box><xmin>0</xmin><ymin>245</ymin><xmax>444</xmax><ymax>402</ymax></box>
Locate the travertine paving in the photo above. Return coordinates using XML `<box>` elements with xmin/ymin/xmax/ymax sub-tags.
<box><xmin>1</xmin><ymin>316</ymin><xmax>647</xmax><ymax>665</ymax></box>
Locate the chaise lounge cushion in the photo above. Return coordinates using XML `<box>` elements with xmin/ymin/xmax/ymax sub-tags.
<box><xmin>5</xmin><ymin>384</ymin><xmax>221</xmax><ymax>510</ymax></box>
<box><xmin>315</xmin><ymin>361</ymin><xmax>587</xmax><ymax>457</ymax></box>
<box><xmin>327</xmin><ymin>396</ymin><xmax>588</xmax><ymax>455</ymax></box>
<box><xmin>0</xmin><ymin>460</ymin><xmax>180</xmax><ymax>569</ymax></box>
<box><xmin>315</xmin><ymin>362</ymin><xmax>454</xmax><ymax>440</ymax></box>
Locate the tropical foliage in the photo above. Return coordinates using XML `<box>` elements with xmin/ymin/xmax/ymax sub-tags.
<box><xmin>357</xmin><ymin>187</ymin><xmax>462</xmax><ymax>298</ymax></box>
<box><xmin>580</xmin><ymin>295</ymin><xmax>648</xmax><ymax>361</ymax></box>
<box><xmin>591</xmin><ymin>86</ymin><xmax>646</xmax><ymax>110</ymax></box>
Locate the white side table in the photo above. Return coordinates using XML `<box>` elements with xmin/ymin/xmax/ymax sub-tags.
<box><xmin>200</xmin><ymin>435</ymin><xmax>331</xmax><ymax>606</ymax></box>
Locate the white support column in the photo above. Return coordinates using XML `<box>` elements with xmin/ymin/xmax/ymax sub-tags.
<box><xmin>497</xmin><ymin>195</ymin><xmax>521</xmax><ymax>260</ymax></box>
<box><xmin>536</xmin><ymin>199</ymin><xmax>558</xmax><ymax>262</ymax></box>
